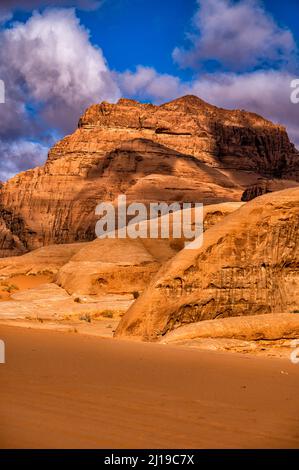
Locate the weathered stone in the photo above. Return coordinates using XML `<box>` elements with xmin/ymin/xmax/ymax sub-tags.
<box><xmin>115</xmin><ymin>188</ymin><xmax>299</xmax><ymax>340</ymax></box>
<box><xmin>0</xmin><ymin>95</ymin><xmax>298</xmax><ymax>257</ymax></box>
<box><xmin>241</xmin><ymin>179</ymin><xmax>299</xmax><ymax>201</ymax></box>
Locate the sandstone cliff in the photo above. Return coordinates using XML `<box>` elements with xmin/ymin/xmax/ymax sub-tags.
<box><xmin>115</xmin><ymin>188</ymin><xmax>299</xmax><ymax>340</ymax></box>
<box><xmin>0</xmin><ymin>95</ymin><xmax>298</xmax><ymax>257</ymax></box>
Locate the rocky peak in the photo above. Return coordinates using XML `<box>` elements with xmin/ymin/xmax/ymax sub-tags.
<box><xmin>0</xmin><ymin>95</ymin><xmax>298</xmax><ymax>257</ymax></box>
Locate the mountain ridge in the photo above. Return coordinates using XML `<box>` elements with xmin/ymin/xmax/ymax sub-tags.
<box><xmin>0</xmin><ymin>94</ymin><xmax>298</xmax><ymax>257</ymax></box>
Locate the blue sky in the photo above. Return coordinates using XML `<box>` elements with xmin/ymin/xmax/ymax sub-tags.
<box><xmin>0</xmin><ymin>0</ymin><xmax>298</xmax><ymax>180</ymax></box>
<box><xmin>83</xmin><ymin>0</ymin><xmax>299</xmax><ymax>75</ymax></box>
<box><xmin>82</xmin><ymin>0</ymin><xmax>197</xmax><ymax>79</ymax></box>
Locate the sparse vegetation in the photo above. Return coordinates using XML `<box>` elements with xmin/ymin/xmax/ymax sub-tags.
<box><xmin>133</xmin><ymin>291</ymin><xmax>140</xmax><ymax>299</ymax></box>
<box><xmin>79</xmin><ymin>313</ymin><xmax>92</xmax><ymax>323</ymax></box>
<box><xmin>1</xmin><ymin>284</ymin><xmax>19</xmax><ymax>293</ymax></box>
<box><xmin>101</xmin><ymin>310</ymin><xmax>114</xmax><ymax>318</ymax></box>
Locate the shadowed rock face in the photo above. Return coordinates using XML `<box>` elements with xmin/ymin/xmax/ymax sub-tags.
<box><xmin>0</xmin><ymin>215</ymin><xmax>27</xmax><ymax>257</ymax></box>
<box><xmin>241</xmin><ymin>179</ymin><xmax>299</xmax><ymax>201</ymax></box>
<box><xmin>0</xmin><ymin>202</ymin><xmax>243</xmax><ymax>295</ymax></box>
<box><xmin>0</xmin><ymin>95</ymin><xmax>298</xmax><ymax>257</ymax></box>
<box><xmin>115</xmin><ymin>188</ymin><xmax>299</xmax><ymax>341</ymax></box>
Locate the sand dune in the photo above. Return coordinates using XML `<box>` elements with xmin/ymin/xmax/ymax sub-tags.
<box><xmin>0</xmin><ymin>325</ymin><xmax>299</xmax><ymax>449</ymax></box>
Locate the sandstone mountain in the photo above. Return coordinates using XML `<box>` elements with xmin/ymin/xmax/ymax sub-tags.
<box><xmin>0</xmin><ymin>202</ymin><xmax>242</xmax><ymax>321</ymax></box>
<box><xmin>0</xmin><ymin>95</ymin><xmax>298</xmax><ymax>257</ymax></box>
<box><xmin>115</xmin><ymin>188</ymin><xmax>299</xmax><ymax>340</ymax></box>
<box><xmin>0</xmin><ymin>202</ymin><xmax>242</xmax><ymax>294</ymax></box>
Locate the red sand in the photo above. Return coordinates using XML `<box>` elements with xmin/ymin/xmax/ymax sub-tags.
<box><xmin>0</xmin><ymin>325</ymin><xmax>299</xmax><ymax>448</ymax></box>
<box><xmin>0</xmin><ymin>274</ymin><xmax>53</xmax><ymax>302</ymax></box>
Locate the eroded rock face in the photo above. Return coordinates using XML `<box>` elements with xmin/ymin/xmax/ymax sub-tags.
<box><xmin>0</xmin><ymin>243</ymin><xmax>84</xmax><ymax>277</ymax></box>
<box><xmin>241</xmin><ymin>179</ymin><xmax>299</xmax><ymax>201</ymax></box>
<box><xmin>48</xmin><ymin>95</ymin><xmax>299</xmax><ymax>179</ymax></box>
<box><xmin>115</xmin><ymin>188</ymin><xmax>299</xmax><ymax>340</ymax></box>
<box><xmin>0</xmin><ymin>202</ymin><xmax>241</xmax><ymax>295</ymax></box>
<box><xmin>0</xmin><ymin>95</ymin><xmax>298</xmax><ymax>256</ymax></box>
<box><xmin>56</xmin><ymin>202</ymin><xmax>244</xmax><ymax>296</ymax></box>
<box><xmin>0</xmin><ymin>202</ymin><xmax>245</xmax><ymax>322</ymax></box>
<box><xmin>161</xmin><ymin>313</ymin><xmax>299</xmax><ymax>343</ymax></box>
<box><xmin>0</xmin><ymin>215</ymin><xmax>26</xmax><ymax>257</ymax></box>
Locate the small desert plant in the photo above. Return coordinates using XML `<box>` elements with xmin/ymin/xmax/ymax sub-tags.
<box><xmin>292</xmin><ymin>309</ymin><xmax>299</xmax><ymax>314</ymax></box>
<box><xmin>2</xmin><ymin>284</ymin><xmax>19</xmax><ymax>293</ymax></box>
<box><xmin>79</xmin><ymin>313</ymin><xmax>92</xmax><ymax>323</ymax></box>
<box><xmin>101</xmin><ymin>310</ymin><xmax>114</xmax><ymax>318</ymax></box>
<box><xmin>132</xmin><ymin>291</ymin><xmax>140</xmax><ymax>299</ymax></box>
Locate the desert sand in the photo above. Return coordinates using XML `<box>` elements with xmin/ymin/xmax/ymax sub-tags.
<box><xmin>0</xmin><ymin>274</ymin><xmax>53</xmax><ymax>302</ymax></box>
<box><xmin>0</xmin><ymin>325</ymin><xmax>299</xmax><ymax>449</ymax></box>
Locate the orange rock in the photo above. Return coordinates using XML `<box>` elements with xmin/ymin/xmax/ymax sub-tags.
<box><xmin>115</xmin><ymin>188</ymin><xmax>299</xmax><ymax>340</ymax></box>
<box><xmin>0</xmin><ymin>95</ymin><xmax>298</xmax><ymax>256</ymax></box>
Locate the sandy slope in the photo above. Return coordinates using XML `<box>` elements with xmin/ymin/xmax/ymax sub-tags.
<box><xmin>0</xmin><ymin>326</ymin><xmax>299</xmax><ymax>449</ymax></box>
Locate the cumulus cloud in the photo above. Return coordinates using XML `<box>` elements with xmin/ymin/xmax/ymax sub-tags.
<box><xmin>173</xmin><ymin>0</ymin><xmax>296</xmax><ymax>71</ymax></box>
<box><xmin>1</xmin><ymin>8</ymin><xmax>120</xmax><ymax>133</ymax></box>
<box><xmin>117</xmin><ymin>66</ymin><xmax>184</xmax><ymax>103</ymax></box>
<box><xmin>0</xmin><ymin>140</ymin><xmax>49</xmax><ymax>181</ymax></box>
<box><xmin>0</xmin><ymin>8</ymin><xmax>120</xmax><ymax>180</ymax></box>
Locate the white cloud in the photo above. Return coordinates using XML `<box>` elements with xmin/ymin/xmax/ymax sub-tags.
<box><xmin>0</xmin><ymin>8</ymin><xmax>120</xmax><ymax>180</ymax></box>
<box><xmin>0</xmin><ymin>140</ymin><xmax>49</xmax><ymax>182</ymax></box>
<box><xmin>117</xmin><ymin>66</ymin><xmax>184</xmax><ymax>102</ymax></box>
<box><xmin>1</xmin><ymin>8</ymin><xmax>120</xmax><ymax>133</ymax></box>
<box><xmin>173</xmin><ymin>0</ymin><xmax>296</xmax><ymax>71</ymax></box>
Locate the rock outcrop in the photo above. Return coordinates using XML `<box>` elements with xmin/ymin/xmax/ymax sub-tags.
<box><xmin>0</xmin><ymin>95</ymin><xmax>298</xmax><ymax>257</ymax></box>
<box><xmin>56</xmin><ymin>201</ymin><xmax>244</xmax><ymax>296</ymax></box>
<box><xmin>241</xmin><ymin>178</ymin><xmax>299</xmax><ymax>201</ymax></box>
<box><xmin>0</xmin><ymin>215</ymin><xmax>27</xmax><ymax>257</ymax></box>
<box><xmin>0</xmin><ymin>283</ymin><xmax>133</xmax><ymax>321</ymax></box>
<box><xmin>0</xmin><ymin>202</ymin><xmax>243</xmax><ymax>296</ymax></box>
<box><xmin>115</xmin><ymin>188</ymin><xmax>299</xmax><ymax>340</ymax></box>
<box><xmin>0</xmin><ymin>202</ymin><xmax>245</xmax><ymax>323</ymax></box>
<box><xmin>0</xmin><ymin>243</ymin><xmax>84</xmax><ymax>278</ymax></box>
<box><xmin>161</xmin><ymin>313</ymin><xmax>299</xmax><ymax>343</ymax></box>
